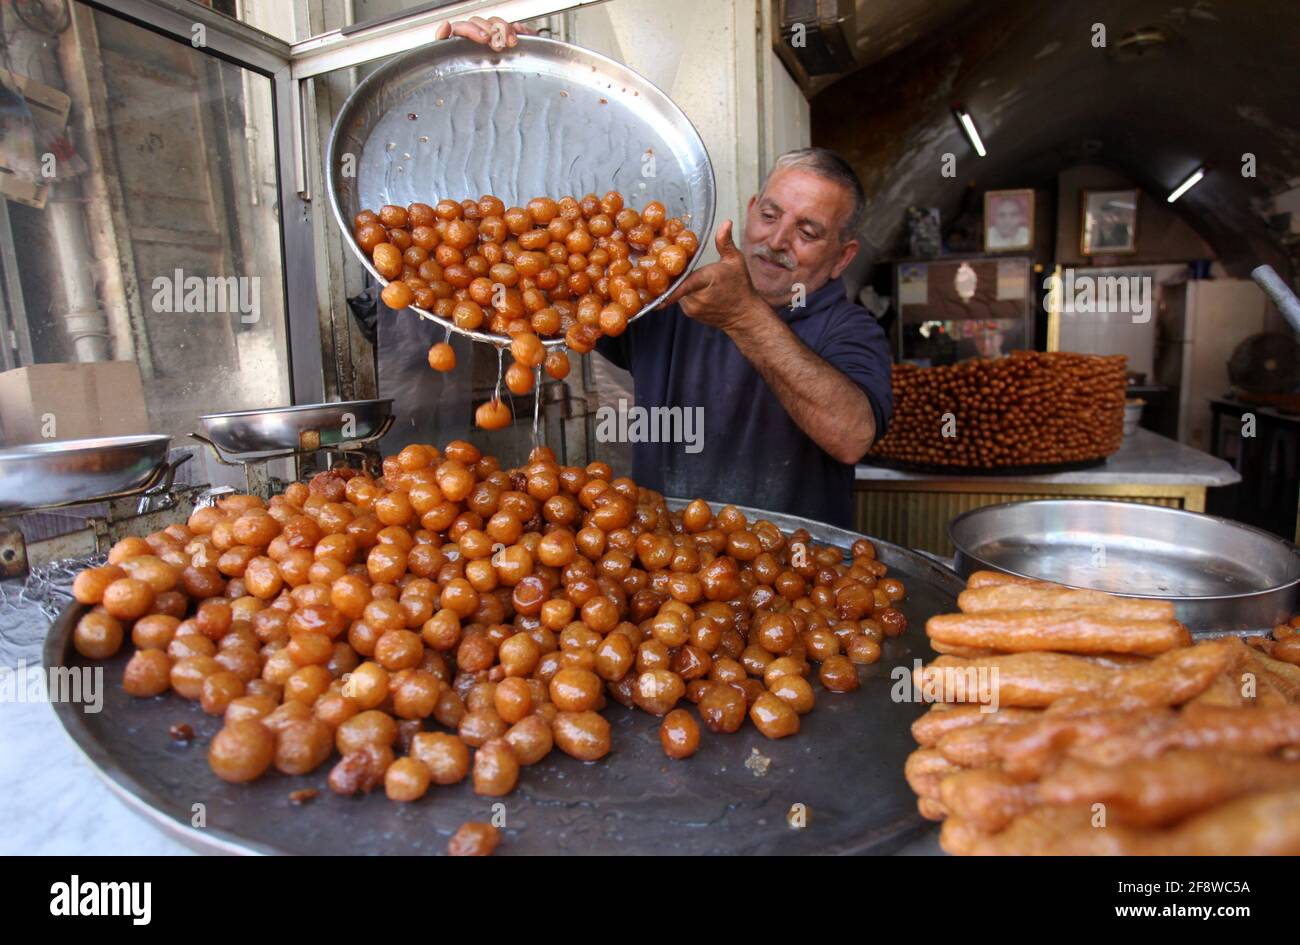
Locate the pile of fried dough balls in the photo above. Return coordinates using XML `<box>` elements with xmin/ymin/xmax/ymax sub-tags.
<box><xmin>71</xmin><ymin>443</ymin><xmax>908</xmax><ymax>853</ymax></box>
<box><xmin>355</xmin><ymin>192</ymin><xmax>698</xmax><ymax>430</ymax></box>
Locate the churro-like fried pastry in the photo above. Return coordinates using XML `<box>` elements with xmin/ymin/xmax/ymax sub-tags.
<box><xmin>956</xmin><ymin>584</ymin><xmax>1175</xmax><ymax>620</ymax></box>
<box><xmin>1045</xmin><ymin>638</ymin><xmax>1246</xmax><ymax>713</ymax></box>
<box><xmin>938</xmin><ymin>815</ymin><xmax>995</xmax><ymax>855</ymax></box>
<box><xmin>927</xmin><ymin>608</ymin><xmax>1190</xmax><ymax>655</ymax></box>
<box><xmin>1256</xmin><ymin>676</ymin><xmax>1293</xmax><ymax>707</ymax></box>
<box><xmin>908</xmin><ymin>568</ymin><xmax>1298</xmax><ymax>856</ymax></box>
<box><xmin>968</xmin><ymin>805</ymin><xmax>1104</xmax><ymax>855</ymax></box>
<box><xmin>1037</xmin><ymin>750</ymin><xmax>1300</xmax><ymax>828</ymax></box>
<box><xmin>914</xmin><ymin>652</ymin><xmax>1113</xmax><ymax>707</ymax></box>
<box><xmin>1070</xmin><ymin>704</ymin><xmax>1300</xmax><ymax>768</ymax></box>
<box><xmin>1188</xmin><ymin>672</ymin><xmax>1249</xmax><ymax>708</ymax></box>
<box><xmin>1077</xmin><ymin>653</ymin><xmax>1151</xmax><ymax>669</ymax></box>
<box><xmin>928</xmin><ymin>640</ymin><xmax>997</xmax><ymax>657</ymax></box>
<box><xmin>971</xmin><ymin>789</ymin><xmax>1300</xmax><ymax>856</ymax></box>
<box><xmin>911</xmin><ymin>704</ymin><xmax>1040</xmax><ymax>747</ymax></box>
<box><xmin>1243</xmin><ymin>649</ymin><xmax>1300</xmax><ymax>703</ymax></box>
<box><xmin>936</xmin><ymin>724</ymin><xmax>1015</xmax><ymax>767</ymax></box>
<box><xmin>904</xmin><ymin>748</ymin><xmax>963</xmax><ymax>800</ymax></box>
<box><xmin>964</xmin><ymin>570</ymin><xmax>1048</xmax><ymax>590</ymax></box>
<box><xmin>917</xmin><ymin>796</ymin><xmax>949</xmax><ymax>821</ymax></box>
<box><xmin>916</xmin><ymin>639</ymin><xmax>1240</xmax><ymax>710</ymax></box>
<box><xmin>993</xmin><ymin>708</ymin><xmax>1179</xmax><ymax>778</ymax></box>
<box><xmin>939</xmin><ymin>768</ymin><xmax>1040</xmax><ymax>832</ymax></box>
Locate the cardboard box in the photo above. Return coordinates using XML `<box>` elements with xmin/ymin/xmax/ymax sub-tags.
<box><xmin>0</xmin><ymin>68</ymin><xmax>71</xmax><ymax>211</ymax></box>
<box><xmin>0</xmin><ymin>362</ymin><xmax>151</xmax><ymax>445</ymax></box>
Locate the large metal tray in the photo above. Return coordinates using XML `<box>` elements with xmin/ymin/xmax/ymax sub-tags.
<box><xmin>45</xmin><ymin>504</ymin><xmax>961</xmax><ymax>856</ymax></box>
<box><xmin>325</xmin><ymin>35</ymin><xmax>716</xmax><ymax>348</ymax></box>
<box><xmin>0</xmin><ymin>435</ymin><xmax>171</xmax><ymax>513</ymax></box>
<box><xmin>950</xmin><ymin>499</ymin><xmax>1300</xmax><ymax>632</ymax></box>
<box><xmin>197</xmin><ymin>400</ymin><xmax>394</xmax><ymax>455</ymax></box>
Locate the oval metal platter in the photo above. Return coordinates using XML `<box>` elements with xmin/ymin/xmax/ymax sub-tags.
<box><xmin>326</xmin><ymin>35</ymin><xmax>717</xmax><ymax>348</ymax></box>
<box><xmin>46</xmin><ymin>503</ymin><xmax>960</xmax><ymax>855</ymax></box>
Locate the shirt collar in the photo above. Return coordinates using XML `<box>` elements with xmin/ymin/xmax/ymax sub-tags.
<box><xmin>775</xmin><ymin>277</ymin><xmax>847</xmax><ymax>323</ymax></box>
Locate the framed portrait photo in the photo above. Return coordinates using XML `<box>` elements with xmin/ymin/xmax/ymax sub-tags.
<box><xmin>983</xmin><ymin>188</ymin><xmax>1034</xmax><ymax>253</ymax></box>
<box><xmin>1081</xmin><ymin>188</ymin><xmax>1139</xmax><ymax>255</ymax></box>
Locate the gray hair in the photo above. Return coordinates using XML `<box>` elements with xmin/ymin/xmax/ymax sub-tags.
<box><xmin>761</xmin><ymin>147</ymin><xmax>867</xmax><ymax>243</ymax></box>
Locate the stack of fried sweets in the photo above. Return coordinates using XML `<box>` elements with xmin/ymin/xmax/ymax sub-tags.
<box><xmin>868</xmin><ymin>352</ymin><xmax>1126</xmax><ymax>469</ymax></box>
<box><xmin>904</xmin><ymin>570</ymin><xmax>1300</xmax><ymax>855</ymax></box>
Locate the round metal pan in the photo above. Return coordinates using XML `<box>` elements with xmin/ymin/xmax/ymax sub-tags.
<box><xmin>46</xmin><ymin>504</ymin><xmax>961</xmax><ymax>856</ymax></box>
<box><xmin>949</xmin><ymin>499</ymin><xmax>1300</xmax><ymax>632</ymax></box>
<box><xmin>0</xmin><ymin>435</ymin><xmax>171</xmax><ymax>513</ymax></box>
<box><xmin>325</xmin><ymin>35</ymin><xmax>716</xmax><ymax>348</ymax></box>
<box><xmin>197</xmin><ymin>399</ymin><xmax>394</xmax><ymax>455</ymax></box>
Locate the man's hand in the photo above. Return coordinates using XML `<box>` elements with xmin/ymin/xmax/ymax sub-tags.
<box><xmin>660</xmin><ymin>220</ymin><xmax>767</xmax><ymax>335</ymax></box>
<box><xmin>434</xmin><ymin>16</ymin><xmax>534</xmax><ymax>50</ymax></box>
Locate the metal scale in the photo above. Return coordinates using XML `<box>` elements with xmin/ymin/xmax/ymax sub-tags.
<box><xmin>0</xmin><ymin>434</ymin><xmax>197</xmax><ymax>579</ymax></box>
<box><xmin>0</xmin><ymin>399</ymin><xmax>394</xmax><ymax>579</ymax></box>
<box><xmin>189</xmin><ymin>398</ymin><xmax>395</xmax><ymax>496</ymax></box>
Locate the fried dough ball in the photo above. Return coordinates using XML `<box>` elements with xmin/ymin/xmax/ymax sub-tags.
<box><xmin>123</xmin><ymin>648</ymin><xmax>171</xmax><ymax>696</ymax></box>
<box><xmin>411</xmin><ymin>731</ymin><xmax>471</xmax><ymax>784</ymax></box>
<box><xmin>101</xmin><ymin>578</ymin><xmax>155</xmax><ymax>621</ymax></box>
<box><xmin>275</xmin><ymin>719</ymin><xmax>334</xmax><ymax>775</ymax></box>
<box><xmin>385</xmin><ymin>756</ymin><xmax>432</xmax><ymax>801</ymax></box>
<box><xmin>473</xmin><ymin>737</ymin><xmax>519</xmax><ymax>796</ymax></box>
<box><xmin>74</xmin><ymin>610</ymin><xmax>124</xmax><ymax>660</ymax></box>
<box><xmin>553</xmin><ymin>710</ymin><xmax>611</xmax><ymax>761</ymax></box>
<box><xmin>449</xmin><ymin>821</ymin><xmax>501</xmax><ymax>856</ymax></box>
<box><xmin>475</xmin><ymin>398</ymin><xmax>513</xmax><ymax>430</ymax></box>
<box><xmin>209</xmin><ymin>719</ymin><xmax>275</xmax><ymax>782</ymax></box>
<box><xmin>660</xmin><ymin>708</ymin><xmax>700</xmax><ymax>759</ymax></box>
<box><xmin>750</xmin><ymin>692</ymin><xmax>800</xmax><ymax>739</ymax></box>
<box><xmin>72</xmin><ymin>565</ymin><xmax>124</xmax><ymax>604</ymax></box>
<box><xmin>504</xmin><ymin>714</ymin><xmax>553</xmax><ymax>765</ymax></box>
<box><xmin>381</xmin><ymin>280</ymin><xmax>414</xmax><ymax>310</ymax></box>
<box><xmin>544</xmin><ymin>350</ymin><xmax>570</xmax><ymax>380</ymax></box>
<box><xmin>427</xmin><ymin>343</ymin><xmax>456</xmax><ymax>373</ymax></box>
<box><xmin>505</xmin><ymin>360</ymin><xmax>534</xmax><ymax>395</ymax></box>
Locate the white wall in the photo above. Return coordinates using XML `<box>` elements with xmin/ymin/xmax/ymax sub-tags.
<box><xmin>565</xmin><ymin>0</ymin><xmax>809</xmax><ymax>259</ymax></box>
<box><xmin>1179</xmin><ymin>279</ymin><xmax>1272</xmax><ymax>450</ymax></box>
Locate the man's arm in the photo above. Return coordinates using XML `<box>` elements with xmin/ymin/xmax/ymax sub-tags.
<box><xmin>662</xmin><ymin>222</ymin><xmax>880</xmax><ymax>465</ymax></box>
<box><xmin>726</xmin><ymin>298</ymin><xmax>876</xmax><ymax>464</ymax></box>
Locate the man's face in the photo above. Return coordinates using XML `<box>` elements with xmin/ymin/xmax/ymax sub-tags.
<box><xmin>994</xmin><ymin>201</ymin><xmax>1023</xmax><ymax>236</ymax></box>
<box><xmin>742</xmin><ymin>167</ymin><xmax>860</xmax><ymax>307</ymax></box>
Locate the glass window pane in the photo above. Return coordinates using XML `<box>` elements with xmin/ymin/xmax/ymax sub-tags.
<box><xmin>0</xmin><ymin>1</ymin><xmax>289</xmax><ymax>444</ymax></box>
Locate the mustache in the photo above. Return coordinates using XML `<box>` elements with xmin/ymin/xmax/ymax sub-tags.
<box><xmin>749</xmin><ymin>244</ymin><xmax>796</xmax><ymax>271</ymax></box>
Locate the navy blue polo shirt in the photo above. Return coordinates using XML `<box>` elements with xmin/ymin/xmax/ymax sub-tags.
<box><xmin>595</xmin><ymin>277</ymin><xmax>892</xmax><ymax>528</ymax></box>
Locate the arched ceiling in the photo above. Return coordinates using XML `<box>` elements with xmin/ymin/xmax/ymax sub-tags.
<box><xmin>811</xmin><ymin>0</ymin><xmax>1300</xmax><ymax>280</ymax></box>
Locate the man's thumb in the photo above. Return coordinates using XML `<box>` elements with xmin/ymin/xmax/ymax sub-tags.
<box><xmin>715</xmin><ymin>220</ymin><xmax>741</xmax><ymax>258</ymax></box>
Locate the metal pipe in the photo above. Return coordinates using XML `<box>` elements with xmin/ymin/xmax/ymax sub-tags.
<box><xmin>1250</xmin><ymin>264</ymin><xmax>1300</xmax><ymax>335</ymax></box>
<box><xmin>47</xmin><ymin>183</ymin><xmax>111</xmax><ymax>361</ymax></box>
<box><xmin>6</xmin><ymin>13</ymin><xmax>110</xmax><ymax>362</ymax></box>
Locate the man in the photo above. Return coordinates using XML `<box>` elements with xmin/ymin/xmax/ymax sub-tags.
<box><xmin>438</xmin><ymin>17</ymin><xmax>892</xmax><ymax>528</ymax></box>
